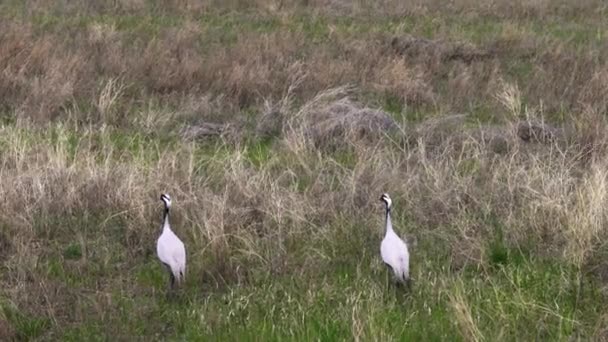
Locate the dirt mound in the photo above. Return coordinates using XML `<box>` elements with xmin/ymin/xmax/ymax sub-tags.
<box><xmin>180</xmin><ymin>122</ymin><xmax>235</xmax><ymax>141</ymax></box>
<box><xmin>255</xmin><ymin>109</ymin><xmax>284</xmax><ymax>139</ymax></box>
<box><xmin>301</xmin><ymin>97</ymin><xmax>400</xmax><ymax>149</ymax></box>
<box><xmin>390</xmin><ymin>35</ymin><xmax>492</xmax><ymax>63</ymax></box>
<box><xmin>407</xmin><ymin>114</ymin><xmax>511</xmax><ymax>154</ymax></box>
<box><xmin>408</xmin><ymin>114</ymin><xmax>573</xmax><ymax>155</ymax></box>
<box><xmin>516</xmin><ymin>121</ymin><xmax>562</xmax><ymax>144</ymax></box>
<box><xmin>390</xmin><ymin>34</ymin><xmax>539</xmax><ymax>64</ymax></box>
<box><xmin>256</xmin><ymin>88</ymin><xmax>401</xmax><ymax>149</ymax></box>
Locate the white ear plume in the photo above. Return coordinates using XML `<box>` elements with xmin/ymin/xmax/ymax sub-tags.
<box><xmin>161</xmin><ymin>194</ymin><xmax>172</xmax><ymax>208</ymax></box>
<box><xmin>380</xmin><ymin>193</ymin><xmax>392</xmax><ymax>209</ymax></box>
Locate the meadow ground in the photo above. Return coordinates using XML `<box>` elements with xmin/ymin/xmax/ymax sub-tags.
<box><xmin>2</xmin><ymin>0</ymin><xmax>608</xmax><ymax>340</ymax></box>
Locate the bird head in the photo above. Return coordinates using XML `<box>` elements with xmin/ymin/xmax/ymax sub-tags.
<box><xmin>160</xmin><ymin>193</ymin><xmax>172</xmax><ymax>209</ymax></box>
<box><xmin>380</xmin><ymin>193</ymin><xmax>392</xmax><ymax>210</ymax></box>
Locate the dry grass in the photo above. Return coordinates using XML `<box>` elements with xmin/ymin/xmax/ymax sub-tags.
<box><xmin>0</xmin><ymin>0</ymin><xmax>607</xmax><ymax>340</ymax></box>
<box><xmin>1</xmin><ymin>86</ymin><xmax>607</xmax><ymax>338</ymax></box>
<box><xmin>448</xmin><ymin>282</ymin><xmax>484</xmax><ymax>342</ymax></box>
<box><xmin>1</xmin><ymin>0</ymin><xmax>607</xmax><ymax>125</ymax></box>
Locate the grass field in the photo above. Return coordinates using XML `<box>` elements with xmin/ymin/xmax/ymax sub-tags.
<box><xmin>2</xmin><ymin>0</ymin><xmax>608</xmax><ymax>340</ymax></box>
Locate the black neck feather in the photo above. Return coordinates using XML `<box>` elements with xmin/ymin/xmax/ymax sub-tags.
<box><xmin>161</xmin><ymin>207</ymin><xmax>170</xmax><ymax>232</ymax></box>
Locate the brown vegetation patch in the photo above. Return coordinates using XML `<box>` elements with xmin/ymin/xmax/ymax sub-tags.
<box><xmin>0</xmin><ymin>5</ymin><xmax>605</xmax><ymax>124</ymax></box>
<box><xmin>180</xmin><ymin>122</ymin><xmax>235</xmax><ymax>141</ymax></box>
<box><xmin>0</xmin><ymin>229</ymin><xmax>12</xmax><ymax>263</ymax></box>
<box><xmin>516</xmin><ymin>121</ymin><xmax>562</xmax><ymax>144</ymax></box>
<box><xmin>305</xmin><ymin>98</ymin><xmax>398</xmax><ymax>146</ymax></box>
<box><xmin>0</xmin><ymin>317</ymin><xmax>15</xmax><ymax>342</ymax></box>
<box><xmin>390</xmin><ymin>35</ymin><xmax>492</xmax><ymax>64</ymax></box>
<box><xmin>293</xmin><ymin>92</ymin><xmax>400</xmax><ymax>149</ymax></box>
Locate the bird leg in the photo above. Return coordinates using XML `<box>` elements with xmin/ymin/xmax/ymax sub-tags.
<box><xmin>165</xmin><ymin>272</ymin><xmax>176</xmax><ymax>300</ymax></box>
<box><xmin>169</xmin><ymin>272</ymin><xmax>176</xmax><ymax>291</ymax></box>
<box><xmin>394</xmin><ymin>276</ymin><xmax>412</xmax><ymax>293</ymax></box>
<box><xmin>385</xmin><ymin>270</ymin><xmax>389</xmax><ymax>292</ymax></box>
<box><xmin>383</xmin><ymin>263</ymin><xmax>393</xmax><ymax>294</ymax></box>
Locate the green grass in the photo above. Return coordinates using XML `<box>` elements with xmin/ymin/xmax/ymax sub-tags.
<box><xmin>2</xmin><ymin>301</ymin><xmax>52</xmax><ymax>340</ymax></box>
<box><xmin>46</xmin><ymin>236</ymin><xmax>601</xmax><ymax>340</ymax></box>
<box><xmin>3</xmin><ymin>3</ymin><xmax>603</xmax><ymax>49</ymax></box>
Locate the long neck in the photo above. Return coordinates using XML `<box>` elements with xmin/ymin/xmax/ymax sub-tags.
<box><xmin>162</xmin><ymin>207</ymin><xmax>170</xmax><ymax>232</ymax></box>
<box><xmin>385</xmin><ymin>206</ymin><xmax>394</xmax><ymax>234</ymax></box>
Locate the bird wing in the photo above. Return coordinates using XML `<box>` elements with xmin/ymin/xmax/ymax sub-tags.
<box><xmin>157</xmin><ymin>235</ymin><xmax>172</xmax><ymax>265</ymax></box>
<box><xmin>172</xmin><ymin>239</ymin><xmax>186</xmax><ymax>276</ymax></box>
<box><xmin>157</xmin><ymin>233</ymin><xmax>185</xmax><ymax>278</ymax></box>
<box><xmin>381</xmin><ymin>237</ymin><xmax>400</xmax><ymax>267</ymax></box>
<box><xmin>381</xmin><ymin>234</ymin><xmax>409</xmax><ymax>279</ymax></box>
